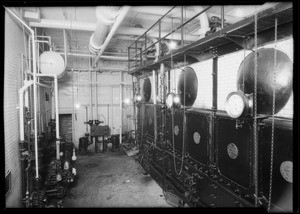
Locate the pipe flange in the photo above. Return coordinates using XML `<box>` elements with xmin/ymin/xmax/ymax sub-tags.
<box><xmin>96</xmin><ymin>6</ymin><xmax>120</xmax><ymax>25</ymax></box>
<box><xmin>89</xmin><ymin>34</ymin><xmax>103</xmax><ymax>54</ymax></box>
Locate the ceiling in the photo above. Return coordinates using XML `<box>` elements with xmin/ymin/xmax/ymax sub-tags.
<box><xmin>19</xmin><ymin>4</ymin><xmax>276</xmax><ymax>69</ymax></box>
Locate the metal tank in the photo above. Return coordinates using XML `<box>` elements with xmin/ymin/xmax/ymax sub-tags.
<box><xmin>236</xmin><ymin>48</ymin><xmax>293</xmax><ymax>115</ymax></box>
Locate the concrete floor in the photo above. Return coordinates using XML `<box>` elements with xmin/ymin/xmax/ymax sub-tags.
<box><xmin>63</xmin><ymin>147</ymin><xmax>172</xmax><ymax>208</ymax></box>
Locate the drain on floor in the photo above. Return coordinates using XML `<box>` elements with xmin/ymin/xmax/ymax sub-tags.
<box><xmin>84</xmin><ymin>163</ymin><xmax>99</xmax><ymax>168</ymax></box>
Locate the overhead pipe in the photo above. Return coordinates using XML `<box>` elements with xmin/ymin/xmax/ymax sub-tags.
<box><xmin>29</xmin><ymin>19</ymin><xmax>198</xmax><ymax>41</ymax></box>
<box><xmin>57</xmin><ymin>52</ymin><xmax>129</xmax><ymax>61</ymax></box>
<box><xmin>92</xmin><ymin>6</ymin><xmax>131</xmax><ymax>67</ymax></box>
<box><xmin>89</xmin><ymin>6</ymin><xmax>121</xmax><ymax>55</ymax></box>
<box><xmin>192</xmin><ymin>6</ymin><xmax>210</xmax><ymax>39</ymax></box>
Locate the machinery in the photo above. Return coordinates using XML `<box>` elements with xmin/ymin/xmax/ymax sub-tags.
<box><xmin>130</xmin><ymin>4</ymin><xmax>294</xmax><ymax>211</ymax></box>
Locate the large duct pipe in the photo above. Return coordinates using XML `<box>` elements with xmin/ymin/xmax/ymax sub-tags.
<box><xmin>89</xmin><ymin>6</ymin><xmax>121</xmax><ymax>54</ymax></box>
<box><xmin>193</xmin><ymin>6</ymin><xmax>210</xmax><ymax>39</ymax></box>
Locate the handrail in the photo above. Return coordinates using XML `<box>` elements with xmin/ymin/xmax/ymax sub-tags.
<box><xmin>128</xmin><ymin>5</ymin><xmax>213</xmax><ymax>71</ymax></box>
<box><xmin>129</xmin><ymin>6</ymin><xmax>177</xmax><ymax>48</ymax></box>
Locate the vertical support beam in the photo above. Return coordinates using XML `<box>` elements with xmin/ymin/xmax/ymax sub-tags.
<box><xmin>181</xmin><ymin>6</ymin><xmax>184</xmax><ymax>47</ymax></box>
<box><xmin>119</xmin><ymin>71</ymin><xmax>123</xmax><ymax>145</ymax></box>
<box><xmin>89</xmin><ymin>70</ymin><xmax>93</xmax><ymax>120</ymax></box>
<box><xmin>221</xmin><ymin>6</ymin><xmax>225</xmax><ymax>29</ymax></box>
<box><xmin>153</xmin><ymin>70</ymin><xmax>157</xmax><ymax>145</ymax></box>
<box><xmin>144</xmin><ymin>33</ymin><xmax>147</xmax><ymax>64</ymax></box>
<box><xmin>212</xmin><ymin>54</ymin><xmax>218</xmax><ymax>110</ymax></box>
<box><xmin>211</xmin><ymin>54</ymin><xmax>218</xmax><ymax>164</ymax></box>
<box><xmin>95</xmin><ymin>71</ymin><xmax>98</xmax><ymax>120</ymax></box>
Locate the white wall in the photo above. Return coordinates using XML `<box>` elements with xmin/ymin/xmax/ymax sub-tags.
<box><xmin>4</xmin><ymin>10</ymin><xmax>25</xmax><ymax>207</ymax></box>
<box><xmin>168</xmin><ymin>37</ymin><xmax>293</xmax><ymax>118</ymax></box>
<box><xmin>58</xmin><ymin>64</ymin><xmax>134</xmax><ymax>148</ymax></box>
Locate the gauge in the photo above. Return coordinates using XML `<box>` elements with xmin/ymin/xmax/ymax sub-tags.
<box><xmin>225</xmin><ymin>91</ymin><xmax>251</xmax><ymax>118</ymax></box>
<box><xmin>166</xmin><ymin>93</ymin><xmax>181</xmax><ymax>109</ymax></box>
<box><xmin>166</xmin><ymin>93</ymin><xmax>174</xmax><ymax>109</ymax></box>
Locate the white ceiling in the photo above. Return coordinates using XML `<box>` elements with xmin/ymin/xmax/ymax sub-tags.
<box><xmin>20</xmin><ymin>4</ymin><xmax>276</xmax><ymax>63</ymax></box>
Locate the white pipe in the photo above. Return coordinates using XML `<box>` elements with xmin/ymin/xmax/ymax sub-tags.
<box><xmin>89</xmin><ymin>6</ymin><xmax>120</xmax><ymax>54</ymax></box>
<box><xmin>92</xmin><ymin>6</ymin><xmax>131</xmax><ymax>67</ymax></box>
<box><xmin>89</xmin><ymin>70</ymin><xmax>93</xmax><ymax>120</ymax></box>
<box><xmin>29</xmin><ymin>19</ymin><xmax>198</xmax><ymax>41</ymax></box>
<box><xmin>51</xmin><ymin>82</ymin><xmax>55</xmax><ymax>119</ymax></box>
<box><xmin>37</xmin><ymin>74</ymin><xmax>60</xmax><ymax>160</ymax></box>
<box><xmin>56</xmin><ymin>52</ymin><xmax>129</xmax><ymax>61</ymax></box>
<box><xmin>153</xmin><ymin>70</ymin><xmax>157</xmax><ymax>144</ymax></box>
<box><xmin>63</xmin><ymin>29</ymin><xmax>67</xmax><ymax>69</ymax></box>
<box><xmin>36</xmin><ymin>35</ymin><xmax>52</xmax><ymax>51</ymax></box>
<box><xmin>193</xmin><ymin>6</ymin><xmax>210</xmax><ymax>39</ymax></box>
<box><xmin>19</xmin><ymin>81</ymin><xmax>34</xmax><ymax>142</ymax></box>
<box><xmin>95</xmin><ymin>72</ymin><xmax>98</xmax><ymax>120</ymax></box>
<box><xmin>119</xmin><ymin>71</ymin><xmax>123</xmax><ymax>145</ymax></box>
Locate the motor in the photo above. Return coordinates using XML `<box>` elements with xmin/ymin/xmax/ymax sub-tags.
<box><xmin>78</xmin><ymin>133</ymin><xmax>91</xmax><ymax>155</ymax></box>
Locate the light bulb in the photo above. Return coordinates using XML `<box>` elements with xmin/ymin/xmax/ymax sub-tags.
<box><xmin>124</xmin><ymin>98</ymin><xmax>130</xmax><ymax>104</ymax></box>
<box><xmin>75</xmin><ymin>103</ymin><xmax>81</xmax><ymax>109</ymax></box>
<box><xmin>169</xmin><ymin>41</ymin><xmax>177</xmax><ymax>50</ymax></box>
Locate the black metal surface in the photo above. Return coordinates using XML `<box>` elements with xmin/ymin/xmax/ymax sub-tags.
<box><xmin>216</xmin><ymin>116</ymin><xmax>252</xmax><ymax>188</ymax></box>
<box><xmin>259</xmin><ymin>118</ymin><xmax>293</xmax><ymax>211</ymax></box>
<box><xmin>142</xmin><ymin>77</ymin><xmax>151</xmax><ymax>102</ymax></box>
<box><xmin>237</xmin><ymin>48</ymin><xmax>293</xmax><ymax>115</ymax></box>
<box><xmin>177</xmin><ymin>67</ymin><xmax>198</xmax><ymax>107</ymax></box>
<box><xmin>145</xmin><ymin>104</ymin><xmax>154</xmax><ymax>138</ymax></box>
<box><xmin>171</xmin><ymin>109</ymin><xmax>184</xmax><ymax>153</ymax></box>
<box><xmin>186</xmin><ymin>111</ymin><xmax>209</xmax><ymax>165</ymax></box>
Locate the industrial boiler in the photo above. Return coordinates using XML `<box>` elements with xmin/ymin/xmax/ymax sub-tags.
<box><xmin>128</xmin><ymin>3</ymin><xmax>294</xmax><ymax>211</ymax></box>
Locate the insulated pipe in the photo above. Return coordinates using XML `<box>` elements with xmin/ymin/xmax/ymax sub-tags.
<box><xmin>153</xmin><ymin>70</ymin><xmax>157</xmax><ymax>144</ymax></box>
<box><xmin>89</xmin><ymin>6</ymin><xmax>120</xmax><ymax>54</ymax></box>
<box><xmin>193</xmin><ymin>6</ymin><xmax>210</xmax><ymax>39</ymax></box>
<box><xmin>29</xmin><ymin>19</ymin><xmax>199</xmax><ymax>41</ymax></box>
<box><xmin>119</xmin><ymin>71</ymin><xmax>123</xmax><ymax>145</ymax></box>
<box><xmin>36</xmin><ymin>35</ymin><xmax>52</xmax><ymax>51</ymax></box>
<box><xmin>57</xmin><ymin>52</ymin><xmax>129</xmax><ymax>61</ymax></box>
<box><xmin>19</xmin><ymin>81</ymin><xmax>34</xmax><ymax>142</ymax></box>
<box><xmin>95</xmin><ymin>71</ymin><xmax>98</xmax><ymax>120</ymax></box>
<box><xmin>92</xmin><ymin>6</ymin><xmax>131</xmax><ymax>67</ymax></box>
<box><xmin>37</xmin><ymin>74</ymin><xmax>60</xmax><ymax>160</ymax></box>
<box><xmin>51</xmin><ymin>82</ymin><xmax>55</xmax><ymax>119</ymax></box>
<box><xmin>89</xmin><ymin>70</ymin><xmax>93</xmax><ymax>121</ymax></box>
<box><xmin>63</xmin><ymin>29</ymin><xmax>67</xmax><ymax>69</ymax></box>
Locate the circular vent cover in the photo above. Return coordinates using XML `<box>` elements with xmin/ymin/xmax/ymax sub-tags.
<box><xmin>142</xmin><ymin>77</ymin><xmax>151</xmax><ymax>102</ymax></box>
<box><xmin>177</xmin><ymin>67</ymin><xmax>198</xmax><ymax>107</ymax></box>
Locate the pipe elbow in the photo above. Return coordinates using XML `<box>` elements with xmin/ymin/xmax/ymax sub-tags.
<box><xmin>96</xmin><ymin>6</ymin><xmax>120</xmax><ymax>25</ymax></box>
<box><xmin>193</xmin><ymin>6</ymin><xmax>210</xmax><ymax>38</ymax></box>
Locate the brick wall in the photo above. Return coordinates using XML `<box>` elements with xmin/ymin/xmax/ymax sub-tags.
<box><xmin>4</xmin><ymin>10</ymin><xmax>25</xmax><ymax>207</ymax></box>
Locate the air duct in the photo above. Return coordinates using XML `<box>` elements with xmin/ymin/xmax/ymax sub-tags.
<box><xmin>192</xmin><ymin>6</ymin><xmax>210</xmax><ymax>39</ymax></box>
<box><xmin>89</xmin><ymin>6</ymin><xmax>121</xmax><ymax>54</ymax></box>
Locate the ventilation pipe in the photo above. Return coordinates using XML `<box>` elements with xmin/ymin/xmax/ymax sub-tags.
<box><xmin>193</xmin><ymin>6</ymin><xmax>210</xmax><ymax>39</ymax></box>
<box><xmin>89</xmin><ymin>6</ymin><xmax>121</xmax><ymax>54</ymax></box>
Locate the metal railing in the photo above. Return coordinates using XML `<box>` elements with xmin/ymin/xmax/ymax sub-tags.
<box><xmin>127</xmin><ymin>5</ymin><xmax>214</xmax><ymax>73</ymax></box>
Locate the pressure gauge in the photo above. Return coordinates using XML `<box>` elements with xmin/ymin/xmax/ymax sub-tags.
<box><xmin>166</xmin><ymin>93</ymin><xmax>181</xmax><ymax>109</ymax></box>
<box><xmin>225</xmin><ymin>91</ymin><xmax>252</xmax><ymax>118</ymax></box>
<box><xmin>166</xmin><ymin>93</ymin><xmax>174</xmax><ymax>109</ymax></box>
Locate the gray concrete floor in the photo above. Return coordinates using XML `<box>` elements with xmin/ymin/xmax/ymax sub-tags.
<box><xmin>63</xmin><ymin>147</ymin><xmax>172</xmax><ymax>208</ymax></box>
